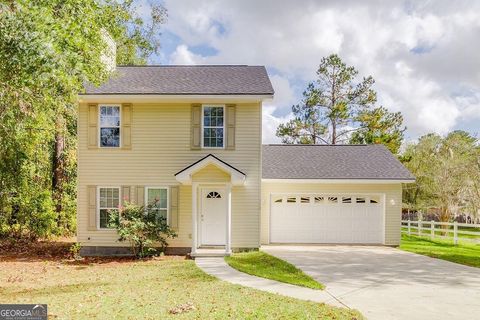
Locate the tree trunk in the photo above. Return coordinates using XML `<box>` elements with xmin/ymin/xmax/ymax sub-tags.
<box><xmin>331</xmin><ymin>121</ymin><xmax>337</xmax><ymax>144</ymax></box>
<box><xmin>52</xmin><ymin>118</ymin><xmax>65</xmax><ymax>224</ymax></box>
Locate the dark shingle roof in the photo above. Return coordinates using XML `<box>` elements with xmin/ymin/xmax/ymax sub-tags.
<box><xmin>262</xmin><ymin>144</ymin><xmax>415</xmax><ymax>180</ymax></box>
<box><xmin>83</xmin><ymin>65</ymin><xmax>274</xmax><ymax>95</ymax></box>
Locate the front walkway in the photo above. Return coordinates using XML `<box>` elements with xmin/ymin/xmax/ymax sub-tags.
<box><xmin>195</xmin><ymin>257</ymin><xmax>344</xmax><ymax>307</ymax></box>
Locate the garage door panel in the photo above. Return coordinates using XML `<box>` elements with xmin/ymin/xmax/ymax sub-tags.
<box><xmin>270</xmin><ymin>194</ymin><xmax>384</xmax><ymax>244</ymax></box>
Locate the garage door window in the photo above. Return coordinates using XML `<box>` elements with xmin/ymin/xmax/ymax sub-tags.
<box><xmin>273</xmin><ymin>196</ymin><xmax>283</xmax><ymax>203</ymax></box>
<box><xmin>356</xmin><ymin>197</ymin><xmax>366</xmax><ymax>203</ymax></box>
<box><xmin>273</xmin><ymin>194</ymin><xmax>381</xmax><ymax>205</ymax></box>
<box><xmin>314</xmin><ymin>196</ymin><xmax>324</xmax><ymax>203</ymax></box>
<box><xmin>327</xmin><ymin>197</ymin><xmax>338</xmax><ymax>204</ymax></box>
<box><xmin>300</xmin><ymin>196</ymin><xmax>310</xmax><ymax>203</ymax></box>
<box><xmin>342</xmin><ymin>197</ymin><xmax>352</xmax><ymax>204</ymax></box>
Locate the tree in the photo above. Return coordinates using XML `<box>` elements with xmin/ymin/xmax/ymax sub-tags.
<box><xmin>275</xmin><ymin>86</ymin><xmax>327</xmax><ymax>144</ymax></box>
<box><xmin>0</xmin><ymin>0</ymin><xmax>166</xmax><ymax>238</ymax></box>
<box><xmin>276</xmin><ymin>54</ymin><xmax>405</xmax><ymax>152</ymax></box>
<box><xmin>350</xmin><ymin>107</ymin><xmax>405</xmax><ymax>154</ymax></box>
<box><xmin>401</xmin><ymin>131</ymin><xmax>480</xmax><ymax>222</ymax></box>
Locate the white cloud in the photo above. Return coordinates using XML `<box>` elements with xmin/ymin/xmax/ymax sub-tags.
<box><xmin>262</xmin><ymin>106</ymin><xmax>293</xmax><ymax>144</ymax></box>
<box><xmin>160</xmin><ymin>0</ymin><xmax>480</xmax><ymax>140</ymax></box>
<box><xmin>264</xmin><ymin>74</ymin><xmax>298</xmax><ymax>111</ymax></box>
<box><xmin>262</xmin><ymin>74</ymin><xmax>299</xmax><ymax>143</ymax></box>
<box><xmin>169</xmin><ymin>45</ymin><xmax>206</xmax><ymax>64</ymax></box>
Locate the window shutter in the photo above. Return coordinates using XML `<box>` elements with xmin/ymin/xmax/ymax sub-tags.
<box><xmin>135</xmin><ymin>186</ymin><xmax>145</xmax><ymax>206</ymax></box>
<box><xmin>226</xmin><ymin>104</ymin><xmax>236</xmax><ymax>150</ymax></box>
<box><xmin>191</xmin><ymin>104</ymin><xmax>201</xmax><ymax>149</ymax></box>
<box><xmin>122</xmin><ymin>186</ymin><xmax>131</xmax><ymax>205</ymax></box>
<box><xmin>169</xmin><ymin>186</ymin><xmax>179</xmax><ymax>229</ymax></box>
<box><xmin>87</xmin><ymin>185</ymin><xmax>97</xmax><ymax>231</ymax></box>
<box><xmin>122</xmin><ymin>103</ymin><xmax>132</xmax><ymax>149</ymax></box>
<box><xmin>87</xmin><ymin>104</ymin><xmax>98</xmax><ymax>148</ymax></box>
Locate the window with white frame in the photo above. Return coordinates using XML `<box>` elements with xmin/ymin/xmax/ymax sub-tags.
<box><xmin>202</xmin><ymin>105</ymin><xmax>224</xmax><ymax>148</ymax></box>
<box><xmin>146</xmin><ymin>187</ymin><xmax>168</xmax><ymax>223</ymax></box>
<box><xmin>99</xmin><ymin>187</ymin><xmax>120</xmax><ymax>229</ymax></box>
<box><xmin>100</xmin><ymin>105</ymin><xmax>120</xmax><ymax>147</ymax></box>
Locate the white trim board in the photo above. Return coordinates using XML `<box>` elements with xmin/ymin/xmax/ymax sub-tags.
<box><xmin>262</xmin><ymin>179</ymin><xmax>415</xmax><ymax>184</ymax></box>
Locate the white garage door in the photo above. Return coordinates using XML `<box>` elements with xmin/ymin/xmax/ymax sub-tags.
<box><xmin>270</xmin><ymin>194</ymin><xmax>384</xmax><ymax>244</ymax></box>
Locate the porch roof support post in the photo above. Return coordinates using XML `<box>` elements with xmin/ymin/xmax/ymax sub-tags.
<box><xmin>191</xmin><ymin>182</ymin><xmax>198</xmax><ymax>255</ymax></box>
<box><xmin>226</xmin><ymin>183</ymin><xmax>232</xmax><ymax>255</ymax></box>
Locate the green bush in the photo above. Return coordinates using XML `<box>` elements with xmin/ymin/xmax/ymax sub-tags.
<box><xmin>109</xmin><ymin>202</ymin><xmax>177</xmax><ymax>258</ymax></box>
<box><xmin>69</xmin><ymin>242</ymin><xmax>82</xmax><ymax>260</ymax></box>
<box><xmin>25</xmin><ymin>191</ymin><xmax>57</xmax><ymax>239</ymax></box>
<box><xmin>0</xmin><ymin>190</ymin><xmax>56</xmax><ymax>239</ymax></box>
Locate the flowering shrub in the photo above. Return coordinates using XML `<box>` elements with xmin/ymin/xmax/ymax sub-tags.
<box><xmin>109</xmin><ymin>202</ymin><xmax>177</xmax><ymax>258</ymax></box>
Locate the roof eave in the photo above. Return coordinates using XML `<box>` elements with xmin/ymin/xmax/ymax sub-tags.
<box><xmin>262</xmin><ymin>178</ymin><xmax>416</xmax><ymax>184</ymax></box>
<box><xmin>78</xmin><ymin>93</ymin><xmax>273</xmax><ymax>103</ymax></box>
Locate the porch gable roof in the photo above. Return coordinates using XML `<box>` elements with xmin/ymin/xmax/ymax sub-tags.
<box><xmin>174</xmin><ymin>154</ymin><xmax>246</xmax><ymax>186</ymax></box>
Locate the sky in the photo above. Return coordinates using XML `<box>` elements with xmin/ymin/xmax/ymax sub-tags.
<box><xmin>138</xmin><ymin>0</ymin><xmax>480</xmax><ymax>143</ymax></box>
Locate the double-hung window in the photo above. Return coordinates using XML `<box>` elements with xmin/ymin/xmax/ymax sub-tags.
<box><xmin>202</xmin><ymin>105</ymin><xmax>224</xmax><ymax>148</ymax></box>
<box><xmin>98</xmin><ymin>187</ymin><xmax>120</xmax><ymax>229</ymax></box>
<box><xmin>99</xmin><ymin>105</ymin><xmax>120</xmax><ymax>147</ymax></box>
<box><xmin>146</xmin><ymin>187</ymin><xmax>169</xmax><ymax>223</ymax></box>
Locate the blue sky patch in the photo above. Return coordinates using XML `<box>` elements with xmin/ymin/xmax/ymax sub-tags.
<box><xmin>189</xmin><ymin>44</ymin><xmax>219</xmax><ymax>57</ymax></box>
<box><xmin>410</xmin><ymin>45</ymin><xmax>435</xmax><ymax>54</ymax></box>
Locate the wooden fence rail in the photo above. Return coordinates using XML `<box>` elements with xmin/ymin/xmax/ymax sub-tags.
<box><xmin>401</xmin><ymin>220</ymin><xmax>480</xmax><ymax>245</ymax></box>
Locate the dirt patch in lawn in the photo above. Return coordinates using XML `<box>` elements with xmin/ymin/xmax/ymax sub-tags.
<box><xmin>0</xmin><ymin>238</ymin><xmax>74</xmax><ymax>260</ymax></box>
<box><xmin>0</xmin><ymin>238</ymin><xmax>187</xmax><ymax>265</ymax></box>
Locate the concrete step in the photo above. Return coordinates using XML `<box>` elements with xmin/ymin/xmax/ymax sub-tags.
<box><xmin>190</xmin><ymin>248</ymin><xmax>231</xmax><ymax>258</ymax></box>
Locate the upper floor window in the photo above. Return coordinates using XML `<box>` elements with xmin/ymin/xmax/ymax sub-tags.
<box><xmin>202</xmin><ymin>105</ymin><xmax>224</xmax><ymax>148</ymax></box>
<box><xmin>100</xmin><ymin>105</ymin><xmax>120</xmax><ymax>147</ymax></box>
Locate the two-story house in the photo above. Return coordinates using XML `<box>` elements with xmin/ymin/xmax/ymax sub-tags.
<box><xmin>78</xmin><ymin>65</ymin><xmax>273</xmax><ymax>256</ymax></box>
<box><xmin>78</xmin><ymin>65</ymin><xmax>414</xmax><ymax>256</ymax></box>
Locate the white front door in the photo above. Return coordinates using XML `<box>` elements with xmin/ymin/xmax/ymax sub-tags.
<box><xmin>200</xmin><ymin>188</ymin><xmax>227</xmax><ymax>246</ymax></box>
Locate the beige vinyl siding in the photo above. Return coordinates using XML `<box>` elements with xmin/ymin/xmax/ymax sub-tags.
<box><xmin>261</xmin><ymin>182</ymin><xmax>402</xmax><ymax>246</ymax></box>
<box><xmin>191</xmin><ymin>164</ymin><xmax>230</xmax><ymax>183</ymax></box>
<box><xmin>77</xmin><ymin>102</ymin><xmax>261</xmax><ymax>248</ymax></box>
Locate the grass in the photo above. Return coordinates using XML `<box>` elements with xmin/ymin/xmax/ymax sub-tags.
<box><xmin>400</xmin><ymin>234</ymin><xmax>480</xmax><ymax>268</ymax></box>
<box><xmin>0</xmin><ymin>257</ymin><xmax>360</xmax><ymax>319</ymax></box>
<box><xmin>225</xmin><ymin>251</ymin><xmax>324</xmax><ymax>290</ymax></box>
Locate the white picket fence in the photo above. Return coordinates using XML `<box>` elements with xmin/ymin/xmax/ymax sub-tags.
<box><xmin>401</xmin><ymin>220</ymin><xmax>480</xmax><ymax>244</ymax></box>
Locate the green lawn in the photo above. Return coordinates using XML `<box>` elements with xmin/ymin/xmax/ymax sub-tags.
<box><xmin>0</xmin><ymin>258</ymin><xmax>359</xmax><ymax>319</ymax></box>
<box><xmin>400</xmin><ymin>234</ymin><xmax>480</xmax><ymax>268</ymax></box>
<box><xmin>225</xmin><ymin>251</ymin><xmax>324</xmax><ymax>290</ymax></box>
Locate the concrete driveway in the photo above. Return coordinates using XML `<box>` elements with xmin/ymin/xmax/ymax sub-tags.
<box><xmin>263</xmin><ymin>246</ymin><xmax>480</xmax><ymax>320</ymax></box>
